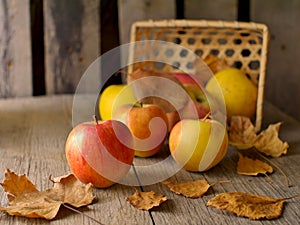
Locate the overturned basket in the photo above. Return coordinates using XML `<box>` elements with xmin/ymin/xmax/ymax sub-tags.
<box><xmin>128</xmin><ymin>19</ymin><xmax>269</xmax><ymax>131</ymax></box>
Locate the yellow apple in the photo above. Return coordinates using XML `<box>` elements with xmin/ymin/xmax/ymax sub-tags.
<box><xmin>169</xmin><ymin>119</ymin><xmax>228</xmax><ymax>172</ymax></box>
<box><xmin>205</xmin><ymin>68</ymin><xmax>258</xmax><ymax>120</ymax></box>
<box><xmin>99</xmin><ymin>84</ymin><xmax>137</xmax><ymax>120</ymax></box>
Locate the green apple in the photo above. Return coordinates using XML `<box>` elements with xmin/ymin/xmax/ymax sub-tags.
<box><xmin>169</xmin><ymin>119</ymin><xmax>228</xmax><ymax>172</ymax></box>
<box><xmin>99</xmin><ymin>84</ymin><xmax>137</xmax><ymax>120</ymax></box>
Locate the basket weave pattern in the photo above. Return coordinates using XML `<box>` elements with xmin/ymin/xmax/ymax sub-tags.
<box><xmin>129</xmin><ymin>20</ymin><xmax>269</xmax><ymax>131</ymax></box>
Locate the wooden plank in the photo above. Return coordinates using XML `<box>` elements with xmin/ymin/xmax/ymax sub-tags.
<box><xmin>0</xmin><ymin>95</ymin><xmax>152</xmax><ymax>224</ymax></box>
<box><xmin>118</xmin><ymin>0</ymin><xmax>176</xmax><ymax>44</ymax></box>
<box><xmin>43</xmin><ymin>0</ymin><xmax>100</xmax><ymax>95</ymax></box>
<box><xmin>185</xmin><ymin>0</ymin><xmax>237</xmax><ymax>20</ymax></box>
<box><xmin>0</xmin><ymin>0</ymin><xmax>32</xmax><ymax>98</ymax></box>
<box><xmin>251</xmin><ymin>0</ymin><xmax>300</xmax><ymax>120</ymax></box>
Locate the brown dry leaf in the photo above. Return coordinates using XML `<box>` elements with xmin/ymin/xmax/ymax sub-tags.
<box><xmin>0</xmin><ymin>169</ymin><xmax>95</xmax><ymax>220</ymax></box>
<box><xmin>128</xmin><ymin>68</ymin><xmax>189</xmax><ymax>112</ymax></box>
<box><xmin>126</xmin><ymin>189</ymin><xmax>167</xmax><ymax>210</ymax></box>
<box><xmin>229</xmin><ymin>116</ymin><xmax>288</xmax><ymax>157</ymax></box>
<box><xmin>229</xmin><ymin>116</ymin><xmax>257</xmax><ymax>149</ymax></box>
<box><xmin>162</xmin><ymin>180</ymin><xmax>211</xmax><ymax>198</ymax></box>
<box><xmin>207</xmin><ymin>192</ymin><xmax>285</xmax><ymax>220</ymax></box>
<box><xmin>237</xmin><ymin>153</ymin><xmax>273</xmax><ymax>176</ymax></box>
<box><xmin>254</xmin><ymin>123</ymin><xmax>289</xmax><ymax>157</ymax></box>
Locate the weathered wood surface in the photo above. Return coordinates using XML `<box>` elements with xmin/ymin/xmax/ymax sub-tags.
<box><xmin>251</xmin><ymin>0</ymin><xmax>300</xmax><ymax>121</ymax></box>
<box><xmin>0</xmin><ymin>0</ymin><xmax>32</xmax><ymax>98</ymax></box>
<box><xmin>0</xmin><ymin>95</ymin><xmax>299</xmax><ymax>224</ymax></box>
<box><xmin>43</xmin><ymin>0</ymin><xmax>100</xmax><ymax>95</ymax></box>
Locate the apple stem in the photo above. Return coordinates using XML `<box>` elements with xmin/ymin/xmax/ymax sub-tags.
<box><xmin>202</xmin><ymin>111</ymin><xmax>211</xmax><ymax>121</ymax></box>
<box><xmin>93</xmin><ymin>115</ymin><xmax>99</xmax><ymax>125</ymax></box>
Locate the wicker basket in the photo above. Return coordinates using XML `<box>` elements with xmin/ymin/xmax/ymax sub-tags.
<box><xmin>128</xmin><ymin>19</ymin><xmax>269</xmax><ymax>131</ymax></box>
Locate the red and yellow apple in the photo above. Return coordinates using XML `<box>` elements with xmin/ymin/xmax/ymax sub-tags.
<box><xmin>169</xmin><ymin>118</ymin><xmax>228</xmax><ymax>172</ymax></box>
<box><xmin>99</xmin><ymin>84</ymin><xmax>137</xmax><ymax>120</ymax></box>
<box><xmin>171</xmin><ymin>73</ymin><xmax>211</xmax><ymax>119</ymax></box>
<box><xmin>113</xmin><ymin>103</ymin><xmax>168</xmax><ymax>157</ymax></box>
<box><xmin>65</xmin><ymin>119</ymin><xmax>134</xmax><ymax>188</ymax></box>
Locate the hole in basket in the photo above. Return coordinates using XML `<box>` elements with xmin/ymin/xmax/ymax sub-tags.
<box><xmin>233</xmin><ymin>39</ymin><xmax>242</xmax><ymax>45</ymax></box>
<box><xmin>248</xmin><ymin>39</ymin><xmax>257</xmax><ymax>44</ymax></box>
<box><xmin>225</xmin><ymin>31</ymin><xmax>234</xmax><ymax>36</ymax></box>
<box><xmin>201</xmin><ymin>38</ymin><xmax>211</xmax><ymax>45</ymax></box>
<box><xmin>178</xmin><ymin>30</ymin><xmax>186</xmax><ymax>35</ymax></box>
<box><xmin>240</xmin><ymin>32</ymin><xmax>250</xmax><ymax>37</ymax></box>
<box><xmin>194</xmin><ymin>30</ymin><xmax>202</xmax><ymax>35</ymax></box>
<box><xmin>186</xmin><ymin>62</ymin><xmax>194</xmax><ymax>69</ymax></box>
<box><xmin>225</xmin><ymin>49</ymin><xmax>235</xmax><ymax>57</ymax></box>
<box><xmin>153</xmin><ymin>48</ymin><xmax>159</xmax><ymax>56</ymax></box>
<box><xmin>218</xmin><ymin>38</ymin><xmax>227</xmax><ymax>45</ymax></box>
<box><xmin>257</xmin><ymin>49</ymin><xmax>262</xmax><ymax>55</ymax></box>
<box><xmin>163</xmin><ymin>30</ymin><xmax>172</xmax><ymax>35</ymax></box>
<box><xmin>187</xmin><ymin>38</ymin><xmax>196</xmax><ymax>45</ymax></box>
<box><xmin>180</xmin><ymin>49</ymin><xmax>188</xmax><ymax>57</ymax></box>
<box><xmin>173</xmin><ymin>37</ymin><xmax>181</xmax><ymax>44</ymax></box>
<box><xmin>241</xmin><ymin>49</ymin><xmax>251</xmax><ymax>57</ymax></box>
<box><xmin>172</xmin><ymin>61</ymin><xmax>181</xmax><ymax>69</ymax></box>
<box><xmin>165</xmin><ymin>49</ymin><xmax>174</xmax><ymax>57</ymax></box>
<box><xmin>209</xmin><ymin>31</ymin><xmax>218</xmax><ymax>35</ymax></box>
<box><xmin>248</xmin><ymin>60</ymin><xmax>260</xmax><ymax>70</ymax></box>
<box><xmin>153</xmin><ymin>62</ymin><xmax>166</xmax><ymax>70</ymax></box>
<box><xmin>194</xmin><ymin>49</ymin><xmax>203</xmax><ymax>56</ymax></box>
<box><xmin>210</xmin><ymin>49</ymin><xmax>220</xmax><ymax>56</ymax></box>
<box><xmin>232</xmin><ymin>61</ymin><xmax>242</xmax><ymax>69</ymax></box>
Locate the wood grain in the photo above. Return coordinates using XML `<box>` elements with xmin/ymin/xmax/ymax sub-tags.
<box><xmin>251</xmin><ymin>0</ymin><xmax>300</xmax><ymax>121</ymax></box>
<box><xmin>0</xmin><ymin>0</ymin><xmax>32</xmax><ymax>98</ymax></box>
<box><xmin>43</xmin><ymin>0</ymin><xmax>100</xmax><ymax>95</ymax></box>
<box><xmin>0</xmin><ymin>96</ymin><xmax>299</xmax><ymax>224</ymax></box>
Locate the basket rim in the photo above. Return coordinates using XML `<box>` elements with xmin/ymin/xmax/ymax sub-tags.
<box><xmin>131</xmin><ymin>19</ymin><xmax>269</xmax><ymax>33</ymax></box>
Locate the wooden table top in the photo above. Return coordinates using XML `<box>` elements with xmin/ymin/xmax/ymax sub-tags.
<box><xmin>0</xmin><ymin>95</ymin><xmax>299</xmax><ymax>225</ymax></box>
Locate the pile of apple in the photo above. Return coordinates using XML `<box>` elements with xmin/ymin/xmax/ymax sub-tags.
<box><xmin>65</xmin><ymin>68</ymin><xmax>258</xmax><ymax>188</ymax></box>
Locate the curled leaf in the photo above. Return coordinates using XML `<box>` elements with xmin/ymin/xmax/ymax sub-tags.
<box><xmin>126</xmin><ymin>189</ymin><xmax>167</xmax><ymax>210</ymax></box>
<box><xmin>207</xmin><ymin>192</ymin><xmax>285</xmax><ymax>220</ymax></box>
<box><xmin>162</xmin><ymin>180</ymin><xmax>210</xmax><ymax>198</ymax></box>
<box><xmin>229</xmin><ymin>116</ymin><xmax>289</xmax><ymax>157</ymax></box>
<box><xmin>254</xmin><ymin>123</ymin><xmax>289</xmax><ymax>157</ymax></box>
<box><xmin>0</xmin><ymin>169</ymin><xmax>95</xmax><ymax>220</ymax></box>
<box><xmin>228</xmin><ymin>116</ymin><xmax>257</xmax><ymax>149</ymax></box>
<box><xmin>237</xmin><ymin>153</ymin><xmax>273</xmax><ymax>176</ymax></box>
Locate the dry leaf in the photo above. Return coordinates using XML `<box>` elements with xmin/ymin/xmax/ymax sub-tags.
<box><xmin>207</xmin><ymin>192</ymin><xmax>285</xmax><ymax>220</ymax></box>
<box><xmin>254</xmin><ymin>123</ymin><xmax>289</xmax><ymax>157</ymax></box>
<box><xmin>126</xmin><ymin>189</ymin><xmax>167</xmax><ymax>210</ymax></box>
<box><xmin>128</xmin><ymin>68</ymin><xmax>189</xmax><ymax>112</ymax></box>
<box><xmin>0</xmin><ymin>169</ymin><xmax>95</xmax><ymax>220</ymax></box>
<box><xmin>237</xmin><ymin>153</ymin><xmax>273</xmax><ymax>176</ymax></box>
<box><xmin>229</xmin><ymin>116</ymin><xmax>257</xmax><ymax>149</ymax></box>
<box><xmin>162</xmin><ymin>180</ymin><xmax>210</xmax><ymax>198</ymax></box>
<box><xmin>229</xmin><ymin>116</ymin><xmax>289</xmax><ymax>157</ymax></box>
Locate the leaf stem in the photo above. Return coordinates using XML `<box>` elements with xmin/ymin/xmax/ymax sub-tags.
<box><xmin>63</xmin><ymin>203</ymin><xmax>104</xmax><ymax>225</ymax></box>
<box><xmin>255</xmin><ymin>149</ymin><xmax>290</xmax><ymax>187</ymax></box>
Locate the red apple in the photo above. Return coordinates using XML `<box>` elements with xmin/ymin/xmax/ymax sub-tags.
<box><xmin>65</xmin><ymin>119</ymin><xmax>134</xmax><ymax>188</ymax></box>
<box><xmin>171</xmin><ymin>72</ymin><xmax>210</xmax><ymax>120</ymax></box>
<box><xmin>113</xmin><ymin>103</ymin><xmax>168</xmax><ymax>157</ymax></box>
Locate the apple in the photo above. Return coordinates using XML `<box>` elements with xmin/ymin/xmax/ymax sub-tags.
<box><xmin>113</xmin><ymin>103</ymin><xmax>168</xmax><ymax>157</ymax></box>
<box><xmin>99</xmin><ymin>84</ymin><xmax>137</xmax><ymax>120</ymax></box>
<box><xmin>169</xmin><ymin>119</ymin><xmax>228</xmax><ymax>172</ymax></box>
<box><xmin>65</xmin><ymin>119</ymin><xmax>134</xmax><ymax>188</ymax></box>
<box><xmin>205</xmin><ymin>68</ymin><xmax>258</xmax><ymax>120</ymax></box>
